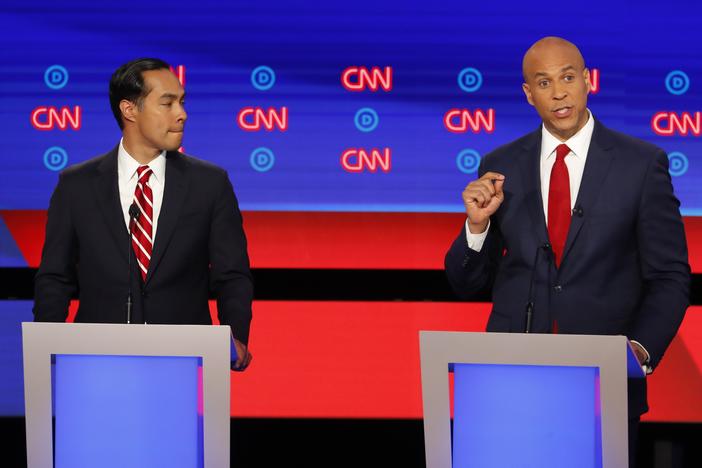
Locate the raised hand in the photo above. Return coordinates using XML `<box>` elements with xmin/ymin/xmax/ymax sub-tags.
<box><xmin>461</xmin><ymin>172</ymin><xmax>505</xmax><ymax>233</ymax></box>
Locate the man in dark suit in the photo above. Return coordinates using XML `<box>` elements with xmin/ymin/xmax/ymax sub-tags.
<box><xmin>445</xmin><ymin>37</ymin><xmax>690</xmax><ymax>465</ymax></box>
<box><xmin>34</xmin><ymin>58</ymin><xmax>253</xmax><ymax>370</ymax></box>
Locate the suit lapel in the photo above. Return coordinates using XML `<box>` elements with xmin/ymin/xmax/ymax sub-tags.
<box><xmin>560</xmin><ymin>120</ymin><xmax>614</xmax><ymax>265</ymax></box>
<box><xmin>517</xmin><ymin>129</ymin><xmax>550</xmax><ymax>246</ymax></box>
<box><xmin>93</xmin><ymin>146</ymin><xmax>130</xmax><ymax>263</ymax></box>
<box><xmin>145</xmin><ymin>151</ymin><xmax>189</xmax><ymax>285</ymax></box>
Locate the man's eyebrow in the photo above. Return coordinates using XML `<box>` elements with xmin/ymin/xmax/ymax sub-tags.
<box><xmin>532</xmin><ymin>65</ymin><xmax>577</xmax><ymax>79</ymax></box>
<box><xmin>159</xmin><ymin>92</ymin><xmax>183</xmax><ymax>100</ymax></box>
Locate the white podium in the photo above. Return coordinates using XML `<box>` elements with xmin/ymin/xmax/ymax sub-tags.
<box><xmin>420</xmin><ymin>331</ymin><xmax>645</xmax><ymax>468</ymax></box>
<box><xmin>22</xmin><ymin>322</ymin><xmax>231</xmax><ymax>468</ymax></box>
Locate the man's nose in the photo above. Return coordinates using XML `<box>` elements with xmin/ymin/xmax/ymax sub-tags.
<box><xmin>176</xmin><ymin>102</ymin><xmax>187</xmax><ymax>123</ymax></box>
<box><xmin>552</xmin><ymin>82</ymin><xmax>567</xmax><ymax>100</ymax></box>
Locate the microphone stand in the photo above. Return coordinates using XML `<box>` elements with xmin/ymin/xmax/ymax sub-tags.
<box><xmin>126</xmin><ymin>203</ymin><xmax>140</xmax><ymax>324</ymax></box>
<box><xmin>524</xmin><ymin>242</ymin><xmax>551</xmax><ymax>333</ymax></box>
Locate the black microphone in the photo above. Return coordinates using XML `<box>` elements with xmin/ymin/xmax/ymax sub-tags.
<box><xmin>525</xmin><ymin>242</ymin><xmax>551</xmax><ymax>333</ymax></box>
<box><xmin>129</xmin><ymin>203</ymin><xmax>141</xmax><ymax>222</ymax></box>
<box><xmin>572</xmin><ymin>205</ymin><xmax>584</xmax><ymax>217</ymax></box>
<box><xmin>126</xmin><ymin>203</ymin><xmax>140</xmax><ymax>324</ymax></box>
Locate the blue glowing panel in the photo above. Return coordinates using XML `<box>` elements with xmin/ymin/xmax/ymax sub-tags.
<box><xmin>452</xmin><ymin>363</ymin><xmax>601</xmax><ymax>468</ymax></box>
<box><xmin>53</xmin><ymin>354</ymin><xmax>203</xmax><ymax>468</ymax></box>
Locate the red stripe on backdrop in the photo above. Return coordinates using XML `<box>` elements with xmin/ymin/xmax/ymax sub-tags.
<box><xmin>644</xmin><ymin>306</ymin><xmax>702</xmax><ymax>422</ymax></box>
<box><xmin>3</xmin><ymin>210</ymin><xmax>702</xmax><ymax>272</ymax></box>
<box><xmin>683</xmin><ymin>216</ymin><xmax>702</xmax><ymax>273</ymax></box>
<box><xmin>232</xmin><ymin>303</ymin><xmax>702</xmax><ymax>421</ymax></box>
<box><xmin>223</xmin><ymin>301</ymin><xmax>492</xmax><ymax>418</ymax></box>
<box><xmin>65</xmin><ymin>301</ymin><xmax>702</xmax><ymax>421</ymax></box>
<box><xmin>242</xmin><ymin>211</ymin><xmax>464</xmax><ymax>269</ymax></box>
<box><xmin>0</xmin><ymin>210</ymin><xmax>47</xmax><ymax>267</ymax></box>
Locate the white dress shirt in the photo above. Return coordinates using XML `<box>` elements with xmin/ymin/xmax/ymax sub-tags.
<box><xmin>465</xmin><ymin>110</ymin><xmax>594</xmax><ymax>251</ymax></box>
<box><xmin>118</xmin><ymin>139</ymin><xmax>166</xmax><ymax>240</ymax></box>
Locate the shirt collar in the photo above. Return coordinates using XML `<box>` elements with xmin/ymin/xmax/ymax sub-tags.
<box><xmin>118</xmin><ymin>139</ymin><xmax>166</xmax><ymax>183</ymax></box>
<box><xmin>541</xmin><ymin>109</ymin><xmax>595</xmax><ymax>160</ymax></box>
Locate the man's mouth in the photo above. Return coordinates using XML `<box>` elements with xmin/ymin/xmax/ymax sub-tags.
<box><xmin>553</xmin><ymin>106</ymin><xmax>573</xmax><ymax>118</ymax></box>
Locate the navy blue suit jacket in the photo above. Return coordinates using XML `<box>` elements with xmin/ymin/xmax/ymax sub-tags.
<box><xmin>34</xmin><ymin>146</ymin><xmax>254</xmax><ymax>344</ymax></box>
<box><xmin>445</xmin><ymin>120</ymin><xmax>690</xmax><ymax>416</ymax></box>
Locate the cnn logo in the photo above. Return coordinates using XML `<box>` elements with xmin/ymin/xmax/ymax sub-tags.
<box><xmin>31</xmin><ymin>106</ymin><xmax>82</xmax><ymax>130</ymax></box>
<box><xmin>444</xmin><ymin>109</ymin><xmax>495</xmax><ymax>134</ymax></box>
<box><xmin>341</xmin><ymin>148</ymin><xmax>392</xmax><ymax>173</ymax></box>
<box><xmin>237</xmin><ymin>107</ymin><xmax>288</xmax><ymax>132</ymax></box>
<box><xmin>341</xmin><ymin>67</ymin><xmax>392</xmax><ymax>92</ymax></box>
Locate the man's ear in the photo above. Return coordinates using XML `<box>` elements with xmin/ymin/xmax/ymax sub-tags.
<box><xmin>119</xmin><ymin>99</ymin><xmax>138</xmax><ymax>126</ymax></box>
<box><xmin>522</xmin><ymin>82</ymin><xmax>534</xmax><ymax>106</ymax></box>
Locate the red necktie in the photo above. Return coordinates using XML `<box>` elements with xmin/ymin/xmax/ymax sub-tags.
<box><xmin>131</xmin><ymin>166</ymin><xmax>154</xmax><ymax>281</ymax></box>
<box><xmin>548</xmin><ymin>144</ymin><xmax>571</xmax><ymax>268</ymax></box>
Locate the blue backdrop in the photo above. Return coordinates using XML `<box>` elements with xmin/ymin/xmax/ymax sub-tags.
<box><xmin>0</xmin><ymin>0</ymin><xmax>699</xmax><ymax>212</ymax></box>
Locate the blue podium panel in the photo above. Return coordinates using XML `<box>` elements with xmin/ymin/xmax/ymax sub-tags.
<box><xmin>452</xmin><ymin>363</ymin><xmax>601</xmax><ymax>468</ymax></box>
<box><xmin>53</xmin><ymin>354</ymin><xmax>203</xmax><ymax>468</ymax></box>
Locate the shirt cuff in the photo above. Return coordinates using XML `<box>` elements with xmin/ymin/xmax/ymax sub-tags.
<box><xmin>465</xmin><ymin>219</ymin><xmax>490</xmax><ymax>252</ymax></box>
<box><xmin>630</xmin><ymin>340</ymin><xmax>653</xmax><ymax>375</ymax></box>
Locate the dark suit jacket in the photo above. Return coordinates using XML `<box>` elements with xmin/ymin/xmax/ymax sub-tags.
<box><xmin>33</xmin><ymin>146</ymin><xmax>254</xmax><ymax>344</ymax></box>
<box><xmin>445</xmin><ymin>120</ymin><xmax>690</xmax><ymax>416</ymax></box>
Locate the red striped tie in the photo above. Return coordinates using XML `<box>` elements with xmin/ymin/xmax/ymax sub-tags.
<box><xmin>131</xmin><ymin>166</ymin><xmax>153</xmax><ymax>281</ymax></box>
<box><xmin>548</xmin><ymin>144</ymin><xmax>572</xmax><ymax>267</ymax></box>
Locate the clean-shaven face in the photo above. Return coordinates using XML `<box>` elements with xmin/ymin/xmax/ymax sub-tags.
<box><xmin>133</xmin><ymin>68</ymin><xmax>187</xmax><ymax>151</ymax></box>
<box><xmin>522</xmin><ymin>39</ymin><xmax>591</xmax><ymax>141</ymax></box>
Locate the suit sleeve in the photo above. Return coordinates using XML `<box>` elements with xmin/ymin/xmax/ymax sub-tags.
<box><xmin>209</xmin><ymin>171</ymin><xmax>254</xmax><ymax>344</ymax></box>
<box><xmin>628</xmin><ymin>149</ymin><xmax>690</xmax><ymax>368</ymax></box>
<box><xmin>444</xmin><ymin>159</ymin><xmax>504</xmax><ymax>299</ymax></box>
<box><xmin>33</xmin><ymin>173</ymin><xmax>78</xmax><ymax>322</ymax></box>
<box><xmin>445</xmin><ymin>222</ymin><xmax>504</xmax><ymax>300</ymax></box>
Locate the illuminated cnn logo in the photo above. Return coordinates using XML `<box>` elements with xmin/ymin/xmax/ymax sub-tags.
<box><xmin>341</xmin><ymin>148</ymin><xmax>392</xmax><ymax>173</ymax></box>
<box><xmin>31</xmin><ymin>106</ymin><xmax>82</xmax><ymax>130</ymax></box>
<box><xmin>237</xmin><ymin>107</ymin><xmax>288</xmax><ymax>131</ymax></box>
<box><xmin>444</xmin><ymin>109</ymin><xmax>495</xmax><ymax>133</ymax></box>
<box><xmin>341</xmin><ymin>67</ymin><xmax>393</xmax><ymax>92</ymax></box>
<box><xmin>589</xmin><ymin>68</ymin><xmax>600</xmax><ymax>94</ymax></box>
<box><xmin>651</xmin><ymin>112</ymin><xmax>701</xmax><ymax>136</ymax></box>
<box><xmin>170</xmin><ymin>65</ymin><xmax>185</xmax><ymax>87</ymax></box>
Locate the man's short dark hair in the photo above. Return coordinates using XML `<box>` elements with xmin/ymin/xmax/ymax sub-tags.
<box><xmin>109</xmin><ymin>58</ymin><xmax>171</xmax><ymax>130</ymax></box>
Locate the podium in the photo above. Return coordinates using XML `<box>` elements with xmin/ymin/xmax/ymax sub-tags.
<box><xmin>419</xmin><ymin>331</ymin><xmax>645</xmax><ymax>468</ymax></box>
<box><xmin>22</xmin><ymin>322</ymin><xmax>231</xmax><ymax>468</ymax></box>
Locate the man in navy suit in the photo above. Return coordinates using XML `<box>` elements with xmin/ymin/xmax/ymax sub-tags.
<box><xmin>34</xmin><ymin>58</ymin><xmax>253</xmax><ymax>370</ymax></box>
<box><xmin>445</xmin><ymin>37</ymin><xmax>690</xmax><ymax>465</ymax></box>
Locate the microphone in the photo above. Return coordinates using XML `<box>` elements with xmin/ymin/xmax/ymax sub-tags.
<box><xmin>126</xmin><ymin>203</ymin><xmax>140</xmax><ymax>324</ymax></box>
<box><xmin>572</xmin><ymin>205</ymin><xmax>584</xmax><ymax>217</ymax></box>
<box><xmin>524</xmin><ymin>242</ymin><xmax>551</xmax><ymax>333</ymax></box>
<box><xmin>129</xmin><ymin>203</ymin><xmax>141</xmax><ymax>221</ymax></box>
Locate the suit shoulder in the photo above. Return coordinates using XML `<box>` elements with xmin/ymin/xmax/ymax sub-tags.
<box><xmin>58</xmin><ymin>151</ymin><xmax>112</xmax><ymax>183</ymax></box>
<box><xmin>488</xmin><ymin>132</ymin><xmax>536</xmax><ymax>157</ymax></box>
<box><xmin>481</xmin><ymin>129</ymin><xmax>539</xmax><ymax>170</ymax></box>
<box><xmin>177</xmin><ymin>152</ymin><xmax>228</xmax><ymax>177</ymax></box>
<box><xmin>174</xmin><ymin>153</ymin><xmax>234</xmax><ymax>194</ymax></box>
<box><xmin>603</xmin><ymin>126</ymin><xmax>665</xmax><ymax>160</ymax></box>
